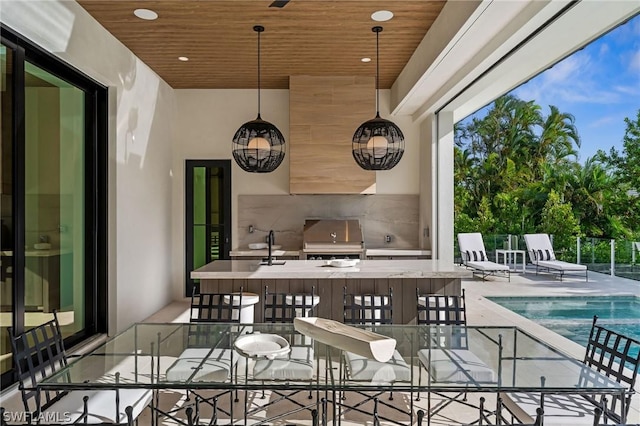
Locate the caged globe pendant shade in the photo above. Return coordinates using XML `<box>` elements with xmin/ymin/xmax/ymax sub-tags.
<box><xmin>232</xmin><ymin>25</ymin><xmax>285</xmax><ymax>173</ymax></box>
<box><xmin>352</xmin><ymin>26</ymin><xmax>404</xmax><ymax>171</ymax></box>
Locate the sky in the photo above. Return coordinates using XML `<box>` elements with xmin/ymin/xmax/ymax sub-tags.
<box><xmin>467</xmin><ymin>13</ymin><xmax>640</xmax><ymax>163</ymax></box>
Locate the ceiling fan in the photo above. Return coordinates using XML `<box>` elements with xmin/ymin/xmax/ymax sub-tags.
<box><xmin>269</xmin><ymin>0</ymin><xmax>291</xmax><ymax>8</ymax></box>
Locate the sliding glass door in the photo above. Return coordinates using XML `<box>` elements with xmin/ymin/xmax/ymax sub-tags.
<box><xmin>23</xmin><ymin>60</ymin><xmax>86</xmax><ymax>332</ymax></box>
<box><xmin>0</xmin><ymin>41</ymin><xmax>16</xmax><ymax>380</ymax></box>
<box><xmin>1</xmin><ymin>27</ymin><xmax>107</xmax><ymax>387</ymax></box>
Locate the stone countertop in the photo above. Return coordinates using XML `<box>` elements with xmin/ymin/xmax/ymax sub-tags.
<box><xmin>365</xmin><ymin>249</ymin><xmax>431</xmax><ymax>256</ymax></box>
<box><xmin>191</xmin><ymin>259</ymin><xmax>471</xmax><ymax>280</ymax></box>
<box><xmin>1</xmin><ymin>249</ymin><xmax>72</xmax><ymax>257</ymax></box>
<box><xmin>230</xmin><ymin>249</ymin><xmax>300</xmax><ymax>257</ymax></box>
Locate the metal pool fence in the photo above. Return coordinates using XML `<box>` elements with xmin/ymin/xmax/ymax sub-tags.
<box><xmin>453</xmin><ymin>234</ymin><xmax>640</xmax><ymax>282</ymax></box>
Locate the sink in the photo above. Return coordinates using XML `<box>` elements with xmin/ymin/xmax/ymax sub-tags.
<box><xmin>33</xmin><ymin>243</ymin><xmax>52</xmax><ymax>250</ymax></box>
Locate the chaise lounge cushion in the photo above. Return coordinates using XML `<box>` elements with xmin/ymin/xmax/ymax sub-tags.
<box><xmin>524</xmin><ymin>234</ymin><xmax>587</xmax><ymax>274</ymax></box>
<box><xmin>465</xmin><ymin>260</ymin><xmax>510</xmax><ymax>272</ymax></box>
<box><xmin>524</xmin><ymin>234</ymin><xmax>557</xmax><ymax>265</ymax></box>
<box><xmin>536</xmin><ymin>260</ymin><xmax>586</xmax><ymax>271</ymax></box>
<box><xmin>465</xmin><ymin>250</ymin><xmax>488</xmax><ymax>262</ymax></box>
<box><xmin>458</xmin><ymin>233</ymin><xmax>511</xmax><ymax>279</ymax></box>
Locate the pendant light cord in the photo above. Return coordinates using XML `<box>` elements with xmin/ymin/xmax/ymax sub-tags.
<box><xmin>376</xmin><ymin>28</ymin><xmax>379</xmax><ymax>117</ymax></box>
<box><xmin>253</xmin><ymin>25</ymin><xmax>265</xmax><ymax>119</ymax></box>
<box><xmin>257</xmin><ymin>28</ymin><xmax>261</xmax><ymax>119</ymax></box>
<box><xmin>373</xmin><ymin>26</ymin><xmax>382</xmax><ymax>118</ymax></box>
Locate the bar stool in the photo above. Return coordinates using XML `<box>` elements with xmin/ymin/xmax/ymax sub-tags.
<box><xmin>223</xmin><ymin>292</ymin><xmax>260</xmax><ymax>323</ymax></box>
<box><xmin>285</xmin><ymin>293</ymin><xmax>320</xmax><ymax>318</ymax></box>
<box><xmin>247</xmin><ymin>286</ymin><xmax>319</xmax><ymax>424</ymax></box>
<box><xmin>341</xmin><ymin>287</ymin><xmax>412</xmax><ymax>426</ymax></box>
<box><xmin>344</xmin><ymin>288</ymin><xmax>393</xmax><ymax>325</ymax></box>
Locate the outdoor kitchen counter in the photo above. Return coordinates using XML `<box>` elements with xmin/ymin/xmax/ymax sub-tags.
<box><xmin>193</xmin><ymin>260</ymin><xmax>470</xmax><ymax>323</ymax></box>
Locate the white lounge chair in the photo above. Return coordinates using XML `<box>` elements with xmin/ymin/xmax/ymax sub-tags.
<box><xmin>457</xmin><ymin>233</ymin><xmax>510</xmax><ymax>281</ymax></box>
<box><xmin>523</xmin><ymin>233</ymin><xmax>587</xmax><ymax>281</ymax></box>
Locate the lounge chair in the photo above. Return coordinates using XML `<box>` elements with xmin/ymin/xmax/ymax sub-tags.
<box><xmin>457</xmin><ymin>232</ymin><xmax>510</xmax><ymax>281</ymax></box>
<box><xmin>523</xmin><ymin>233</ymin><xmax>587</xmax><ymax>281</ymax></box>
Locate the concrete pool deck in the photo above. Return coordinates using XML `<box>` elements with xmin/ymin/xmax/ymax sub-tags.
<box><xmin>463</xmin><ymin>266</ymin><xmax>640</xmax><ymax>424</ymax></box>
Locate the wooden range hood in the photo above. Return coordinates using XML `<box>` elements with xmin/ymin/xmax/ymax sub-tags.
<box><xmin>289</xmin><ymin>75</ymin><xmax>376</xmax><ymax>194</ymax></box>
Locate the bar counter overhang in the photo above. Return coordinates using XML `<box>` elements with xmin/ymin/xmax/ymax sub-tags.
<box><xmin>192</xmin><ymin>259</ymin><xmax>471</xmax><ymax>324</ymax></box>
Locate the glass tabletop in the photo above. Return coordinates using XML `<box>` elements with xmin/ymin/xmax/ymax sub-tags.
<box><xmin>40</xmin><ymin>322</ymin><xmax>625</xmax><ymax>394</ymax></box>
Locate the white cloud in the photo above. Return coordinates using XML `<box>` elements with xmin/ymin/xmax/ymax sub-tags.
<box><xmin>514</xmin><ymin>49</ymin><xmax>628</xmax><ymax>106</ymax></box>
<box><xmin>512</xmin><ymin>83</ymin><xmax>542</xmax><ymax>103</ymax></box>
<box><xmin>543</xmin><ymin>54</ymin><xmax>588</xmax><ymax>84</ymax></box>
<box><xmin>588</xmin><ymin>115</ymin><xmax>616</xmax><ymax>128</ymax></box>
<box><xmin>556</xmin><ymin>87</ymin><xmax>620</xmax><ymax>104</ymax></box>
<box><xmin>599</xmin><ymin>43</ymin><xmax>610</xmax><ymax>56</ymax></box>
<box><xmin>614</xmin><ymin>84</ymin><xmax>640</xmax><ymax>96</ymax></box>
<box><xmin>630</xmin><ymin>50</ymin><xmax>640</xmax><ymax>72</ymax></box>
<box><xmin>632</xmin><ymin>15</ymin><xmax>640</xmax><ymax>36</ymax></box>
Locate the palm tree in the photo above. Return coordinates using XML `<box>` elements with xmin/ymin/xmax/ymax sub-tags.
<box><xmin>538</xmin><ymin>105</ymin><xmax>580</xmax><ymax>164</ymax></box>
<box><xmin>569</xmin><ymin>158</ymin><xmax>613</xmax><ymax>237</ymax></box>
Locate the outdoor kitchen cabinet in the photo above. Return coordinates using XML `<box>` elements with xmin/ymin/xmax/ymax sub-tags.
<box><xmin>192</xmin><ymin>259</ymin><xmax>470</xmax><ymax>324</ymax></box>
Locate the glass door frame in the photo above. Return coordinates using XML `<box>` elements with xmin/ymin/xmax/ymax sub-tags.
<box><xmin>1</xmin><ymin>25</ymin><xmax>108</xmax><ymax>387</ymax></box>
<box><xmin>185</xmin><ymin>159</ymin><xmax>232</xmax><ymax>297</ymax></box>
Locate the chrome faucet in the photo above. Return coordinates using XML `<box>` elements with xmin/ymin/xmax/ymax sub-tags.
<box><xmin>267</xmin><ymin>230</ymin><xmax>275</xmax><ymax>266</ymax></box>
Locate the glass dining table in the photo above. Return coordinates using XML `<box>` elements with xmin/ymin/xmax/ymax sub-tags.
<box><xmin>39</xmin><ymin>322</ymin><xmax>627</xmax><ymax>425</ymax></box>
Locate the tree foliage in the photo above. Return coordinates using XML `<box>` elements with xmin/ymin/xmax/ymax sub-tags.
<box><xmin>455</xmin><ymin>95</ymin><xmax>639</xmax><ymax>242</ymax></box>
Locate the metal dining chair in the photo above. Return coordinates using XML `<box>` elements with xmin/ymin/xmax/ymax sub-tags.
<box><xmin>509</xmin><ymin>315</ymin><xmax>640</xmax><ymax>425</ymax></box>
<box><xmin>415</xmin><ymin>289</ymin><xmax>498</xmax><ymax>424</ymax></box>
<box><xmin>340</xmin><ymin>287</ymin><xmax>413</xmax><ymax>426</ymax></box>
<box><xmin>6</xmin><ymin>311</ymin><xmax>151</xmax><ymax>425</ymax></box>
<box><xmin>243</xmin><ymin>286</ymin><xmax>319</xmax><ymax>425</ymax></box>
<box><xmin>163</xmin><ymin>288</ymin><xmax>244</xmax><ymax>425</ymax></box>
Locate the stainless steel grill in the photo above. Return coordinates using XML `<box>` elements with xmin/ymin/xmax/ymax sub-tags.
<box><xmin>302</xmin><ymin>219</ymin><xmax>365</xmax><ymax>260</ymax></box>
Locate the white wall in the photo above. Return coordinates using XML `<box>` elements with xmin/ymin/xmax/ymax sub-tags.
<box><xmin>171</xmin><ymin>89</ymin><xmax>289</xmax><ymax>299</ymax></box>
<box><xmin>1</xmin><ymin>0</ymin><xmax>176</xmax><ymax>333</ymax></box>
<box><xmin>172</xmin><ymin>88</ymin><xmax>419</xmax><ymax>298</ymax></box>
<box><xmin>376</xmin><ymin>89</ymin><xmax>420</xmax><ymax>195</ymax></box>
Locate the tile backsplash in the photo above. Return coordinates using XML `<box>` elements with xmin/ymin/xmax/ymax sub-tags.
<box><xmin>237</xmin><ymin>194</ymin><xmax>419</xmax><ymax>249</ymax></box>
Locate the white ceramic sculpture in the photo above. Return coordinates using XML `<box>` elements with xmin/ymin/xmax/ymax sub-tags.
<box><xmin>293</xmin><ymin>317</ymin><xmax>396</xmax><ymax>362</ymax></box>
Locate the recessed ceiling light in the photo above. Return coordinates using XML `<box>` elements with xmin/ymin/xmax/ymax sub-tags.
<box><xmin>371</xmin><ymin>10</ymin><xmax>393</xmax><ymax>22</ymax></box>
<box><xmin>178</xmin><ymin>56</ymin><xmax>189</xmax><ymax>62</ymax></box>
<box><xmin>134</xmin><ymin>8</ymin><xmax>158</xmax><ymax>20</ymax></box>
<box><xmin>361</xmin><ymin>57</ymin><xmax>371</xmax><ymax>63</ymax></box>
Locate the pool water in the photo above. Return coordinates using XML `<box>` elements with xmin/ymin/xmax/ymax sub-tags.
<box><xmin>488</xmin><ymin>296</ymin><xmax>640</xmax><ymax>356</ymax></box>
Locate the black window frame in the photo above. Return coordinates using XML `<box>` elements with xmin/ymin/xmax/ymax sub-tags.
<box><xmin>1</xmin><ymin>24</ymin><xmax>108</xmax><ymax>387</ymax></box>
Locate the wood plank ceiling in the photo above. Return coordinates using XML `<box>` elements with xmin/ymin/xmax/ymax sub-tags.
<box><xmin>77</xmin><ymin>1</ymin><xmax>446</xmax><ymax>89</ymax></box>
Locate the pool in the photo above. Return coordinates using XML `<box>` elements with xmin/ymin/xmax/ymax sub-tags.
<box><xmin>488</xmin><ymin>296</ymin><xmax>640</xmax><ymax>356</ymax></box>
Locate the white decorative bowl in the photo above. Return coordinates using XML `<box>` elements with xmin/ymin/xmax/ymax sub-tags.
<box><xmin>234</xmin><ymin>333</ymin><xmax>290</xmax><ymax>359</ymax></box>
<box><xmin>324</xmin><ymin>259</ymin><xmax>359</xmax><ymax>268</ymax></box>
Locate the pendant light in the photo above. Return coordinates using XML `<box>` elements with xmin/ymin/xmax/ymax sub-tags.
<box><xmin>232</xmin><ymin>25</ymin><xmax>285</xmax><ymax>173</ymax></box>
<box><xmin>352</xmin><ymin>26</ymin><xmax>404</xmax><ymax>171</ymax></box>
